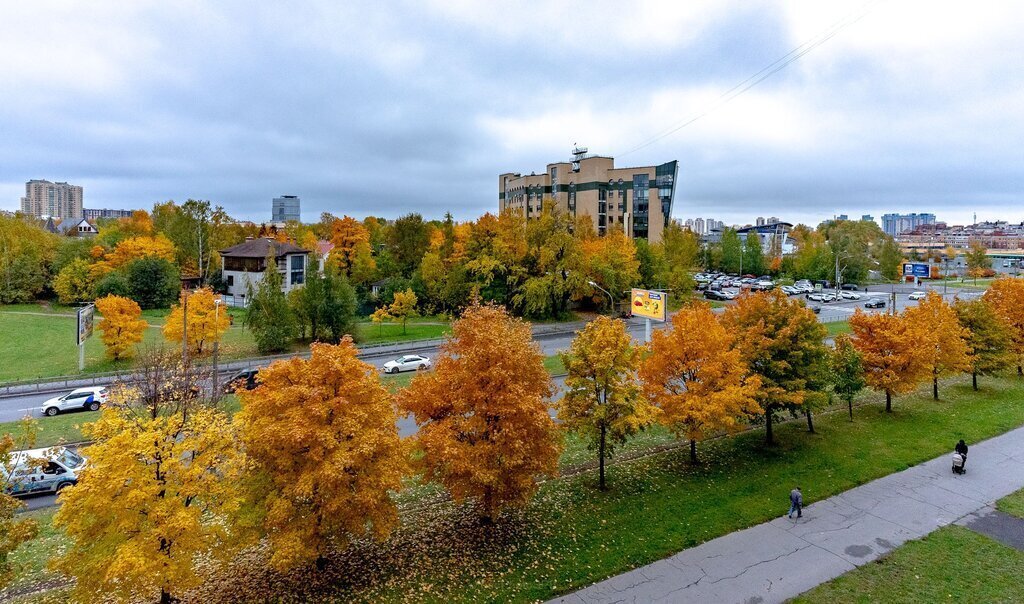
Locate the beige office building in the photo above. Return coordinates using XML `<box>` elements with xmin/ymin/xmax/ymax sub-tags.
<box><xmin>20</xmin><ymin>180</ymin><xmax>83</xmax><ymax>219</ymax></box>
<box><xmin>499</xmin><ymin>152</ymin><xmax>678</xmax><ymax>242</ymax></box>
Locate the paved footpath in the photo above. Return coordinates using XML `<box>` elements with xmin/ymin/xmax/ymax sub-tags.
<box><xmin>552</xmin><ymin>425</ymin><xmax>1024</xmax><ymax>604</ymax></box>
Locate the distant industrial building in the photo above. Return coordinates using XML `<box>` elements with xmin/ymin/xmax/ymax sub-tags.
<box><xmin>84</xmin><ymin>208</ymin><xmax>135</xmax><ymax>219</ymax></box>
<box><xmin>272</xmin><ymin>195</ymin><xmax>301</xmax><ymax>223</ymax></box>
<box><xmin>499</xmin><ymin>148</ymin><xmax>678</xmax><ymax>242</ymax></box>
<box><xmin>882</xmin><ymin>213</ymin><xmax>936</xmax><ymax>237</ymax></box>
<box><xmin>20</xmin><ymin>180</ymin><xmax>83</xmax><ymax>219</ymax></box>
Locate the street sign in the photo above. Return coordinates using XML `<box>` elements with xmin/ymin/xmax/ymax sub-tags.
<box><xmin>76</xmin><ymin>304</ymin><xmax>95</xmax><ymax>346</ymax></box>
<box><xmin>630</xmin><ymin>289</ymin><xmax>667</xmax><ymax>322</ymax></box>
<box><xmin>902</xmin><ymin>263</ymin><xmax>929</xmax><ymax>278</ymax></box>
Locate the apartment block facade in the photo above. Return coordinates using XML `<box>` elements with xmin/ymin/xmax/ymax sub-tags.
<box><xmin>20</xmin><ymin>180</ymin><xmax>83</xmax><ymax>219</ymax></box>
<box><xmin>272</xmin><ymin>195</ymin><xmax>301</xmax><ymax>223</ymax></box>
<box><xmin>499</xmin><ymin>153</ymin><xmax>678</xmax><ymax>242</ymax></box>
<box><xmin>882</xmin><ymin>212</ymin><xmax>936</xmax><ymax>237</ymax></box>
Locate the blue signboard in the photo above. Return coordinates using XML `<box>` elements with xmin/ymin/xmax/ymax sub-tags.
<box><xmin>902</xmin><ymin>263</ymin><xmax>930</xmax><ymax>278</ymax></box>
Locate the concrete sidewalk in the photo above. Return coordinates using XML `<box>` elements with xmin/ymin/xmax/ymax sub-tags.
<box><xmin>552</xmin><ymin>425</ymin><xmax>1024</xmax><ymax>604</ymax></box>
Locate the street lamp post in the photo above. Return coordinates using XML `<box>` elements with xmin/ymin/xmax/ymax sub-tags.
<box><xmin>212</xmin><ymin>298</ymin><xmax>222</xmax><ymax>402</ymax></box>
<box><xmin>588</xmin><ymin>281</ymin><xmax>614</xmax><ymax>316</ymax></box>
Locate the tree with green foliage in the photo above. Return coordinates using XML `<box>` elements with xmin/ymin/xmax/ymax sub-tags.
<box><xmin>742</xmin><ymin>232</ymin><xmax>765</xmax><ymax>276</ymax></box>
<box><xmin>94</xmin><ymin>270</ymin><xmax>132</xmax><ymax>299</ymax></box>
<box><xmin>387</xmin><ymin>213</ymin><xmax>431</xmax><ymax>277</ymax></box>
<box><xmin>876</xmin><ymin>237</ymin><xmax>904</xmax><ymax>281</ymax></box>
<box><xmin>659</xmin><ymin>220</ymin><xmax>700</xmax><ymax>296</ymax></box>
<box><xmin>0</xmin><ymin>214</ymin><xmax>59</xmax><ymax>303</ymax></box>
<box><xmin>965</xmin><ymin>241</ymin><xmax>991</xmax><ymax>281</ymax></box>
<box><xmin>245</xmin><ymin>255</ymin><xmax>296</xmax><ymax>353</ymax></box>
<box><xmin>322</xmin><ymin>269</ymin><xmax>358</xmax><ymax>342</ymax></box>
<box><xmin>125</xmin><ymin>257</ymin><xmax>181</xmax><ymax>309</ymax></box>
<box><xmin>720</xmin><ymin>228</ymin><xmax>743</xmax><ymax>274</ymax></box>
<box><xmin>830</xmin><ymin>334</ymin><xmax>866</xmax><ymax>420</ymax></box>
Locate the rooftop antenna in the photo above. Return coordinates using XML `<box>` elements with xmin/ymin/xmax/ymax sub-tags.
<box><xmin>572</xmin><ymin>144</ymin><xmax>588</xmax><ymax>172</ymax></box>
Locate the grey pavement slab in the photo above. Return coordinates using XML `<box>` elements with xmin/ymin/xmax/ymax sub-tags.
<box><xmin>551</xmin><ymin>424</ymin><xmax>1024</xmax><ymax>604</ymax></box>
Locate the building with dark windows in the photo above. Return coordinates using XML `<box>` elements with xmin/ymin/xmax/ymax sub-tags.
<box><xmin>882</xmin><ymin>213</ymin><xmax>936</xmax><ymax>237</ymax></box>
<box><xmin>84</xmin><ymin>208</ymin><xmax>136</xmax><ymax>219</ymax></box>
<box><xmin>20</xmin><ymin>179</ymin><xmax>83</xmax><ymax>219</ymax></box>
<box><xmin>498</xmin><ymin>149</ymin><xmax>678</xmax><ymax>242</ymax></box>
<box><xmin>272</xmin><ymin>195</ymin><xmax>301</xmax><ymax>223</ymax></box>
<box><xmin>219</xmin><ymin>237</ymin><xmax>309</xmax><ymax>306</ymax></box>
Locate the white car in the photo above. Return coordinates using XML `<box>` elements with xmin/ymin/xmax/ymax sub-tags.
<box><xmin>840</xmin><ymin>291</ymin><xmax>862</xmax><ymax>300</ymax></box>
<box><xmin>1</xmin><ymin>447</ymin><xmax>86</xmax><ymax>496</ymax></box>
<box><xmin>40</xmin><ymin>386</ymin><xmax>108</xmax><ymax>417</ymax></box>
<box><xmin>908</xmin><ymin>291</ymin><xmax>927</xmax><ymax>300</ymax></box>
<box><xmin>382</xmin><ymin>355</ymin><xmax>432</xmax><ymax>374</ymax></box>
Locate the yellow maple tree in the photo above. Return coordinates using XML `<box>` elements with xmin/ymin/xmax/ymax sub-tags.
<box><xmin>162</xmin><ymin>288</ymin><xmax>230</xmax><ymax>355</ymax></box>
<box><xmin>0</xmin><ymin>420</ymin><xmax>40</xmax><ymax>590</ymax></box>
<box><xmin>235</xmin><ymin>339</ymin><xmax>407</xmax><ymax>570</ymax></box>
<box><xmin>387</xmin><ymin>288</ymin><xmax>419</xmax><ymax>334</ymax></box>
<box><xmin>849</xmin><ymin>309</ymin><xmax>930</xmax><ymax>412</ymax></box>
<box><xmin>92</xmin><ymin>234</ymin><xmax>177</xmax><ymax>279</ymax></box>
<box><xmin>904</xmin><ymin>292</ymin><xmax>971</xmax><ymax>399</ymax></box>
<box><xmin>984</xmin><ymin>277</ymin><xmax>1024</xmax><ymax>376</ymax></box>
<box><xmin>328</xmin><ymin>215</ymin><xmax>371</xmax><ymax>274</ymax></box>
<box><xmin>95</xmin><ymin>295</ymin><xmax>147</xmax><ymax>360</ymax></box>
<box><xmin>641</xmin><ymin>303</ymin><xmax>762</xmax><ymax>462</ymax></box>
<box><xmin>397</xmin><ymin>302</ymin><xmax>561</xmax><ymax>521</ymax></box>
<box><xmin>558</xmin><ymin>316</ymin><xmax>658</xmax><ymax>489</ymax></box>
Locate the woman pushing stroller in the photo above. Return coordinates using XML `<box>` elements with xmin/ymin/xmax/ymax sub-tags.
<box><xmin>952</xmin><ymin>439</ymin><xmax>968</xmax><ymax>475</ymax></box>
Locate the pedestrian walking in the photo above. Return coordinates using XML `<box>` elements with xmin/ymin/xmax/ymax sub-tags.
<box><xmin>788</xmin><ymin>486</ymin><xmax>803</xmax><ymax>519</ymax></box>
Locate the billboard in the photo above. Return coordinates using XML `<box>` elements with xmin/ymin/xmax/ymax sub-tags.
<box><xmin>77</xmin><ymin>304</ymin><xmax>95</xmax><ymax>346</ymax></box>
<box><xmin>903</xmin><ymin>263</ymin><xmax>930</xmax><ymax>278</ymax></box>
<box><xmin>630</xmin><ymin>289</ymin><xmax>667</xmax><ymax>321</ymax></box>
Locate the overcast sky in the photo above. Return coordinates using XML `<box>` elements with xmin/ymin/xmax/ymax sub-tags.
<box><xmin>2</xmin><ymin>1</ymin><xmax>1022</xmax><ymax>227</ymax></box>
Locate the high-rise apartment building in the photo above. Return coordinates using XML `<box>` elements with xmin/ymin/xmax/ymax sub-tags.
<box><xmin>694</xmin><ymin>217</ymin><xmax>705</xmax><ymax>234</ymax></box>
<box><xmin>272</xmin><ymin>195</ymin><xmax>301</xmax><ymax>223</ymax></box>
<box><xmin>499</xmin><ymin>150</ymin><xmax>678</xmax><ymax>242</ymax></box>
<box><xmin>20</xmin><ymin>180</ymin><xmax>83</xmax><ymax>219</ymax></box>
<box><xmin>882</xmin><ymin>213</ymin><xmax>936</xmax><ymax>237</ymax></box>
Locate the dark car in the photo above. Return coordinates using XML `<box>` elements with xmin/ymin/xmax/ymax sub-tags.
<box><xmin>841</xmin><ymin>283</ymin><xmax>860</xmax><ymax>291</ymax></box>
<box><xmin>704</xmin><ymin>290</ymin><xmax>731</xmax><ymax>301</ymax></box>
<box><xmin>224</xmin><ymin>368</ymin><xmax>259</xmax><ymax>393</ymax></box>
<box><xmin>809</xmin><ymin>304</ymin><xmax>821</xmax><ymax>314</ymax></box>
<box><xmin>864</xmin><ymin>298</ymin><xmax>886</xmax><ymax>309</ymax></box>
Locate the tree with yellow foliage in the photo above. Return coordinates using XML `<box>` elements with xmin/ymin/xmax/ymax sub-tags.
<box><xmin>398</xmin><ymin>303</ymin><xmax>561</xmax><ymax>522</ymax></box>
<box><xmin>904</xmin><ymin>292</ymin><xmax>971</xmax><ymax>399</ymax></box>
<box><xmin>328</xmin><ymin>215</ymin><xmax>372</xmax><ymax>276</ymax></box>
<box><xmin>387</xmin><ymin>288</ymin><xmax>419</xmax><ymax>334</ymax></box>
<box><xmin>52</xmin><ymin>257</ymin><xmax>95</xmax><ymax>305</ymax></box>
<box><xmin>95</xmin><ymin>294</ymin><xmax>147</xmax><ymax>360</ymax></box>
<box><xmin>53</xmin><ymin>355</ymin><xmax>243</xmax><ymax>604</ymax></box>
<box><xmin>721</xmin><ymin>291</ymin><xmax>828</xmax><ymax>444</ymax></box>
<box><xmin>235</xmin><ymin>339</ymin><xmax>407</xmax><ymax>570</ymax></box>
<box><xmin>558</xmin><ymin>316</ymin><xmax>657</xmax><ymax>489</ymax></box>
<box><xmin>583</xmin><ymin>229</ymin><xmax>640</xmax><ymax>313</ymax></box>
<box><xmin>0</xmin><ymin>420</ymin><xmax>40</xmax><ymax>590</ymax></box>
<box><xmin>92</xmin><ymin>234</ymin><xmax>177</xmax><ymax>279</ymax></box>
<box><xmin>163</xmin><ymin>288</ymin><xmax>230</xmax><ymax>355</ymax></box>
<box><xmin>984</xmin><ymin>277</ymin><xmax>1024</xmax><ymax>376</ymax></box>
<box><xmin>849</xmin><ymin>309</ymin><xmax>930</xmax><ymax>412</ymax></box>
<box><xmin>641</xmin><ymin>303</ymin><xmax>762</xmax><ymax>462</ymax></box>
<box><xmin>955</xmin><ymin>297</ymin><xmax>1014</xmax><ymax>390</ymax></box>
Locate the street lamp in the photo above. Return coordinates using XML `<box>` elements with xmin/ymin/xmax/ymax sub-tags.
<box><xmin>212</xmin><ymin>298</ymin><xmax>222</xmax><ymax>402</ymax></box>
<box><xmin>588</xmin><ymin>281</ymin><xmax>614</xmax><ymax>315</ymax></box>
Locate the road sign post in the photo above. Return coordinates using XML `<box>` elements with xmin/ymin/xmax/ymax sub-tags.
<box><xmin>76</xmin><ymin>304</ymin><xmax>95</xmax><ymax>372</ymax></box>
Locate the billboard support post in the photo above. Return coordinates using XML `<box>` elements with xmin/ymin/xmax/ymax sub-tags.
<box><xmin>645</xmin><ymin>318</ymin><xmax>651</xmax><ymax>343</ymax></box>
<box><xmin>76</xmin><ymin>304</ymin><xmax>95</xmax><ymax>373</ymax></box>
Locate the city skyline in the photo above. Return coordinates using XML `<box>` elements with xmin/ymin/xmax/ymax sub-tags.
<box><xmin>2</xmin><ymin>2</ymin><xmax>1023</xmax><ymax>227</ymax></box>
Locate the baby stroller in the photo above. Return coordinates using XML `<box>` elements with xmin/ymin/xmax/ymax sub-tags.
<box><xmin>952</xmin><ymin>451</ymin><xmax>966</xmax><ymax>475</ymax></box>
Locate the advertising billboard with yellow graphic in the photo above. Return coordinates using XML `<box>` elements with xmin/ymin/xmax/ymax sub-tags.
<box><xmin>630</xmin><ymin>288</ymin><xmax>667</xmax><ymax>321</ymax></box>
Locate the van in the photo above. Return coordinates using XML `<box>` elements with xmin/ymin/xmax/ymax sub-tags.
<box><xmin>1</xmin><ymin>447</ymin><xmax>86</xmax><ymax>496</ymax></box>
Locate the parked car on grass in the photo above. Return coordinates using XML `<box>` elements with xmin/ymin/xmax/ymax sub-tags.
<box><xmin>382</xmin><ymin>355</ymin><xmax>432</xmax><ymax>374</ymax></box>
<box><xmin>40</xmin><ymin>387</ymin><xmax>108</xmax><ymax>417</ymax></box>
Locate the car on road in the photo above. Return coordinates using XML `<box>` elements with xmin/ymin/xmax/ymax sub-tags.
<box><xmin>808</xmin><ymin>292</ymin><xmax>837</xmax><ymax>303</ymax></box>
<box><xmin>382</xmin><ymin>355</ymin><xmax>432</xmax><ymax>374</ymax></box>
<box><xmin>908</xmin><ymin>291</ymin><xmax>927</xmax><ymax>300</ymax></box>
<box><xmin>1</xmin><ymin>447</ymin><xmax>86</xmax><ymax>496</ymax></box>
<box><xmin>40</xmin><ymin>386</ymin><xmax>108</xmax><ymax>417</ymax></box>
<box><xmin>224</xmin><ymin>368</ymin><xmax>260</xmax><ymax>393</ymax></box>
<box><xmin>864</xmin><ymin>298</ymin><xmax>886</xmax><ymax>309</ymax></box>
<box><xmin>840</xmin><ymin>291</ymin><xmax>862</xmax><ymax>300</ymax></box>
<box><xmin>704</xmin><ymin>290</ymin><xmax>732</xmax><ymax>301</ymax></box>
<box><xmin>840</xmin><ymin>283</ymin><xmax>860</xmax><ymax>291</ymax></box>
<box><xmin>808</xmin><ymin>304</ymin><xmax>821</xmax><ymax>314</ymax></box>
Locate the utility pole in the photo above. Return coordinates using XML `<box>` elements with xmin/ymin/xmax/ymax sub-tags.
<box><xmin>181</xmin><ymin>290</ymin><xmax>189</xmax><ymax>364</ymax></box>
<box><xmin>212</xmin><ymin>298</ymin><xmax>222</xmax><ymax>402</ymax></box>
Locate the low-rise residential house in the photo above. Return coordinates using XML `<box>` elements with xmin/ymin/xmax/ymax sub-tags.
<box><xmin>219</xmin><ymin>237</ymin><xmax>309</xmax><ymax>305</ymax></box>
<box><xmin>55</xmin><ymin>217</ymin><xmax>98</xmax><ymax>237</ymax></box>
<box><xmin>315</xmin><ymin>240</ymin><xmax>334</xmax><ymax>274</ymax></box>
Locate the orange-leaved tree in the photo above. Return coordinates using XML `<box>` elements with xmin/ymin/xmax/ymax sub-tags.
<box><xmin>641</xmin><ymin>302</ymin><xmax>761</xmax><ymax>462</ymax></box>
<box><xmin>984</xmin><ymin>277</ymin><xmax>1024</xmax><ymax>376</ymax></box>
<box><xmin>849</xmin><ymin>309</ymin><xmax>930</xmax><ymax>412</ymax></box>
<box><xmin>397</xmin><ymin>302</ymin><xmax>561</xmax><ymax>522</ymax></box>
<box><xmin>328</xmin><ymin>215</ymin><xmax>373</xmax><ymax>277</ymax></box>
<box><xmin>95</xmin><ymin>294</ymin><xmax>147</xmax><ymax>360</ymax></box>
<box><xmin>236</xmin><ymin>339</ymin><xmax>407</xmax><ymax>570</ymax></box>
<box><xmin>720</xmin><ymin>290</ymin><xmax>827</xmax><ymax>445</ymax></box>
<box><xmin>558</xmin><ymin>316</ymin><xmax>657</xmax><ymax>490</ymax></box>
<box><xmin>904</xmin><ymin>292</ymin><xmax>970</xmax><ymax>399</ymax></box>
<box><xmin>954</xmin><ymin>297</ymin><xmax>1014</xmax><ymax>390</ymax></box>
<box><xmin>162</xmin><ymin>287</ymin><xmax>230</xmax><ymax>355</ymax></box>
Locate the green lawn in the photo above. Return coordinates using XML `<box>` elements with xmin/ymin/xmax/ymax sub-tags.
<box><xmin>825</xmin><ymin>320</ymin><xmax>851</xmax><ymax>337</ymax></box>
<box><xmin>997</xmin><ymin>487</ymin><xmax>1024</xmax><ymax>519</ymax></box>
<box><xmin>1</xmin><ymin>508</ymin><xmax>65</xmax><ymax>598</ymax></box>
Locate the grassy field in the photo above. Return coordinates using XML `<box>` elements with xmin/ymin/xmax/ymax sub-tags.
<box><xmin>825</xmin><ymin>320</ymin><xmax>851</xmax><ymax>337</ymax></box>
<box><xmin>997</xmin><ymin>486</ymin><xmax>1024</xmax><ymax>519</ymax></box>
<box><xmin>792</xmin><ymin>525</ymin><xmax>1024</xmax><ymax>603</ymax></box>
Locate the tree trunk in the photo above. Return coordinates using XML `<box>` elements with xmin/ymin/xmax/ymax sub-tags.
<box><xmin>689</xmin><ymin>438</ymin><xmax>697</xmax><ymax>464</ymax></box>
<box><xmin>160</xmin><ymin>589</ymin><xmax>174</xmax><ymax>604</ymax></box>
<box><xmin>805</xmin><ymin>408</ymin><xmax>815</xmax><ymax>433</ymax></box>
<box><xmin>1018</xmin><ymin>364</ymin><xmax>1022</xmax><ymax>377</ymax></box>
<box><xmin>933</xmin><ymin>374</ymin><xmax>939</xmax><ymax>401</ymax></box>
<box><xmin>315</xmin><ymin>555</ymin><xmax>328</xmax><ymax>572</ymax></box>
<box><xmin>765</xmin><ymin>408</ymin><xmax>774</xmax><ymax>445</ymax></box>
<box><xmin>848</xmin><ymin>397</ymin><xmax>854</xmax><ymax>421</ymax></box>
<box><xmin>598</xmin><ymin>424</ymin><xmax>607</xmax><ymax>491</ymax></box>
<box><xmin>973</xmin><ymin>371</ymin><xmax>978</xmax><ymax>391</ymax></box>
<box><xmin>885</xmin><ymin>390</ymin><xmax>892</xmax><ymax>413</ymax></box>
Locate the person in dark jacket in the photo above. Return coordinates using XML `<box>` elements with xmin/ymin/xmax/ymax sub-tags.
<box><xmin>788</xmin><ymin>487</ymin><xmax>803</xmax><ymax>519</ymax></box>
<box><xmin>955</xmin><ymin>439</ymin><xmax>968</xmax><ymax>456</ymax></box>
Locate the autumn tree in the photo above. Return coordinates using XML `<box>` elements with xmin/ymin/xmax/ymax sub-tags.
<box><xmin>558</xmin><ymin>316</ymin><xmax>657</xmax><ymax>489</ymax></box>
<box><xmin>328</xmin><ymin>215</ymin><xmax>373</xmax><ymax>277</ymax></box>
<box><xmin>53</xmin><ymin>352</ymin><xmax>243</xmax><ymax>604</ymax></box>
<box><xmin>582</xmin><ymin>229</ymin><xmax>640</xmax><ymax>312</ymax></box>
<box><xmin>984</xmin><ymin>277</ymin><xmax>1024</xmax><ymax>376</ymax></box>
<box><xmin>721</xmin><ymin>290</ymin><xmax>828</xmax><ymax>444</ymax></box>
<box><xmin>0</xmin><ymin>420</ymin><xmax>40</xmax><ymax>590</ymax></box>
<box><xmin>162</xmin><ymin>287</ymin><xmax>230</xmax><ymax>356</ymax></box>
<box><xmin>658</xmin><ymin>220</ymin><xmax>701</xmax><ymax>296</ymax></box>
<box><xmin>849</xmin><ymin>310</ymin><xmax>930</xmax><ymax>412</ymax></box>
<box><xmin>514</xmin><ymin>207</ymin><xmax>587</xmax><ymax>319</ymax></box>
<box><xmin>398</xmin><ymin>303</ymin><xmax>561</xmax><ymax>521</ymax></box>
<box><xmin>904</xmin><ymin>292</ymin><xmax>970</xmax><ymax>399</ymax></box>
<box><xmin>965</xmin><ymin>241</ymin><xmax>991</xmax><ymax>281</ymax></box>
<box><xmin>95</xmin><ymin>295</ymin><xmax>147</xmax><ymax>360</ymax></box>
<box><xmin>0</xmin><ymin>214</ymin><xmax>60</xmax><ymax>303</ymax></box>
<box><xmin>641</xmin><ymin>303</ymin><xmax>761</xmax><ymax>461</ymax></box>
<box><xmin>387</xmin><ymin>288</ymin><xmax>419</xmax><ymax>334</ymax></box>
<box><xmin>955</xmin><ymin>297</ymin><xmax>1014</xmax><ymax>390</ymax></box>
<box><xmin>829</xmin><ymin>334</ymin><xmax>866</xmax><ymax>420</ymax></box>
<box><xmin>52</xmin><ymin>257</ymin><xmax>95</xmax><ymax>305</ymax></box>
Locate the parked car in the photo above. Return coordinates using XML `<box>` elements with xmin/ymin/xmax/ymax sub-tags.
<box><xmin>809</xmin><ymin>304</ymin><xmax>822</xmax><ymax>314</ymax></box>
<box><xmin>382</xmin><ymin>355</ymin><xmax>432</xmax><ymax>374</ymax></box>
<box><xmin>865</xmin><ymin>298</ymin><xmax>886</xmax><ymax>309</ymax></box>
<box><xmin>841</xmin><ymin>283</ymin><xmax>860</xmax><ymax>291</ymax></box>
<box><xmin>1</xmin><ymin>447</ymin><xmax>86</xmax><ymax>496</ymax></box>
<box><xmin>908</xmin><ymin>291</ymin><xmax>927</xmax><ymax>300</ymax></box>
<box><xmin>840</xmin><ymin>291</ymin><xmax>862</xmax><ymax>300</ymax></box>
<box><xmin>40</xmin><ymin>387</ymin><xmax>108</xmax><ymax>417</ymax></box>
<box><xmin>224</xmin><ymin>368</ymin><xmax>259</xmax><ymax>393</ymax></box>
<box><xmin>704</xmin><ymin>290</ymin><xmax>731</xmax><ymax>301</ymax></box>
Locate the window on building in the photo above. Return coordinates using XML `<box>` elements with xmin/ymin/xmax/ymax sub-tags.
<box><xmin>290</xmin><ymin>255</ymin><xmax>305</xmax><ymax>285</ymax></box>
<box><xmin>226</xmin><ymin>275</ymin><xmax>234</xmax><ymax>287</ymax></box>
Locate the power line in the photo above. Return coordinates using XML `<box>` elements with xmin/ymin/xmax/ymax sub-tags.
<box><xmin>617</xmin><ymin>0</ymin><xmax>882</xmax><ymax>158</ymax></box>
